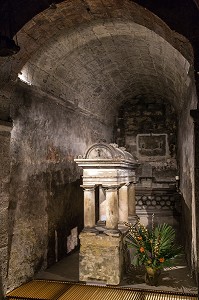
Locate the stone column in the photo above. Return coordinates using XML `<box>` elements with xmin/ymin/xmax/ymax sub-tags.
<box><xmin>99</xmin><ymin>186</ymin><xmax>106</xmax><ymax>222</ymax></box>
<box><xmin>118</xmin><ymin>184</ymin><xmax>129</xmax><ymax>223</ymax></box>
<box><xmin>105</xmin><ymin>186</ymin><xmax>119</xmax><ymax>230</ymax></box>
<box><xmin>82</xmin><ymin>186</ymin><xmax>96</xmax><ymax>230</ymax></box>
<box><xmin>128</xmin><ymin>182</ymin><xmax>136</xmax><ymax>220</ymax></box>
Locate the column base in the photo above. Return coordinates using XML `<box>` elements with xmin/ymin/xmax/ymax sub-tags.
<box><xmin>128</xmin><ymin>215</ymin><xmax>138</xmax><ymax>225</ymax></box>
<box><xmin>104</xmin><ymin>228</ymin><xmax>121</xmax><ymax>237</ymax></box>
<box><xmin>96</xmin><ymin>220</ymin><xmax>106</xmax><ymax>226</ymax></box>
<box><xmin>82</xmin><ymin>227</ymin><xmax>99</xmax><ymax>233</ymax></box>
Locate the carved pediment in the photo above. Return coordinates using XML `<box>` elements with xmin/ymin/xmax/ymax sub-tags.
<box><xmin>84</xmin><ymin>143</ymin><xmax>138</xmax><ymax>162</ymax></box>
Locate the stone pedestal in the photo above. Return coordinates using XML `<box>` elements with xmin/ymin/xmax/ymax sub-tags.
<box><xmin>79</xmin><ymin>231</ymin><xmax>123</xmax><ymax>285</ymax></box>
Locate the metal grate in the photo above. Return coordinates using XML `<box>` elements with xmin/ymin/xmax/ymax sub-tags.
<box><xmin>6</xmin><ymin>280</ymin><xmax>198</xmax><ymax>300</ymax></box>
<box><xmin>6</xmin><ymin>280</ymin><xmax>72</xmax><ymax>299</ymax></box>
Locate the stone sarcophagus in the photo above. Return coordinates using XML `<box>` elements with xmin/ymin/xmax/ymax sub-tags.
<box><xmin>75</xmin><ymin>143</ymin><xmax>139</xmax><ymax>285</ymax></box>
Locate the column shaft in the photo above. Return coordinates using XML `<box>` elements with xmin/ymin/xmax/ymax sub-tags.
<box><xmin>99</xmin><ymin>186</ymin><xmax>106</xmax><ymax>221</ymax></box>
<box><xmin>119</xmin><ymin>184</ymin><xmax>129</xmax><ymax>222</ymax></box>
<box><xmin>128</xmin><ymin>183</ymin><xmax>136</xmax><ymax>216</ymax></box>
<box><xmin>83</xmin><ymin>187</ymin><xmax>95</xmax><ymax>228</ymax></box>
<box><xmin>105</xmin><ymin>187</ymin><xmax>118</xmax><ymax>229</ymax></box>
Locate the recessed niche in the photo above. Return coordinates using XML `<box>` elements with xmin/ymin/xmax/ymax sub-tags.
<box><xmin>137</xmin><ymin>133</ymin><xmax>168</xmax><ymax>158</ymax></box>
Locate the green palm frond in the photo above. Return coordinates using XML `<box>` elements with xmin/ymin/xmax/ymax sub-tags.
<box><xmin>124</xmin><ymin>218</ymin><xmax>182</xmax><ymax>269</ymax></box>
<box><xmin>154</xmin><ymin>223</ymin><xmax>176</xmax><ymax>253</ymax></box>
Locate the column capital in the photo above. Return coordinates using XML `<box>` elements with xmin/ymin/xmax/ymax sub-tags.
<box><xmin>131</xmin><ymin>177</ymin><xmax>137</xmax><ymax>184</ymax></box>
<box><xmin>129</xmin><ymin>180</ymin><xmax>136</xmax><ymax>185</ymax></box>
<box><xmin>102</xmin><ymin>185</ymin><xmax>119</xmax><ymax>191</ymax></box>
<box><xmin>80</xmin><ymin>185</ymin><xmax>96</xmax><ymax>191</ymax></box>
<box><xmin>118</xmin><ymin>183</ymin><xmax>130</xmax><ymax>188</ymax></box>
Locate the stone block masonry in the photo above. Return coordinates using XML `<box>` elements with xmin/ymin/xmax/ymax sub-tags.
<box><xmin>79</xmin><ymin>232</ymin><xmax>123</xmax><ymax>285</ymax></box>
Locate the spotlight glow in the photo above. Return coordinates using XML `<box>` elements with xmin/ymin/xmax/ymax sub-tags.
<box><xmin>18</xmin><ymin>69</ymin><xmax>32</xmax><ymax>85</ymax></box>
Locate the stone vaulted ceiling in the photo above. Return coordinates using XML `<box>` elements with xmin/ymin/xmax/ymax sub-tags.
<box><xmin>18</xmin><ymin>20</ymin><xmax>192</xmax><ymax>123</ymax></box>
<box><xmin>0</xmin><ymin>0</ymin><xmax>198</xmax><ymax>124</ymax></box>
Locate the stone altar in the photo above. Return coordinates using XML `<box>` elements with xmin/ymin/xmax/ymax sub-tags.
<box><xmin>75</xmin><ymin>143</ymin><xmax>139</xmax><ymax>285</ymax></box>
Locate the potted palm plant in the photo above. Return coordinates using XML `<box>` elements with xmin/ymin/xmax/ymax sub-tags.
<box><xmin>124</xmin><ymin>216</ymin><xmax>181</xmax><ymax>286</ymax></box>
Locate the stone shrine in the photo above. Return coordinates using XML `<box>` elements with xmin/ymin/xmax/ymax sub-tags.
<box><xmin>75</xmin><ymin>143</ymin><xmax>139</xmax><ymax>285</ymax></box>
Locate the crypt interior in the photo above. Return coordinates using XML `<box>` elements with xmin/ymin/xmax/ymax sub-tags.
<box><xmin>0</xmin><ymin>0</ymin><xmax>199</xmax><ymax>298</ymax></box>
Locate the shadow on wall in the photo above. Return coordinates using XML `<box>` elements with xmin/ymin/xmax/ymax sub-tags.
<box><xmin>0</xmin><ymin>275</ymin><xmax>3</xmax><ymax>300</ymax></box>
<box><xmin>47</xmin><ymin>177</ymin><xmax>84</xmax><ymax>268</ymax></box>
<box><xmin>180</xmin><ymin>198</ymin><xmax>193</xmax><ymax>270</ymax></box>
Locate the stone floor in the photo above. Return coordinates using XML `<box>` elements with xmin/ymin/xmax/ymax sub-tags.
<box><xmin>35</xmin><ymin>251</ymin><xmax>198</xmax><ymax>295</ymax></box>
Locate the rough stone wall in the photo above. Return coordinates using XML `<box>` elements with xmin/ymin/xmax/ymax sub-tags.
<box><xmin>178</xmin><ymin>87</ymin><xmax>198</xmax><ymax>278</ymax></box>
<box><xmin>190</xmin><ymin>109</ymin><xmax>199</xmax><ymax>285</ymax></box>
<box><xmin>0</xmin><ymin>121</ymin><xmax>12</xmax><ymax>298</ymax></box>
<box><xmin>115</xmin><ymin>99</ymin><xmax>177</xmax><ymax>181</ymax></box>
<box><xmin>6</xmin><ymin>82</ymin><xmax>112</xmax><ymax>292</ymax></box>
<box><xmin>0</xmin><ymin>90</ymin><xmax>12</xmax><ymax>121</ymax></box>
